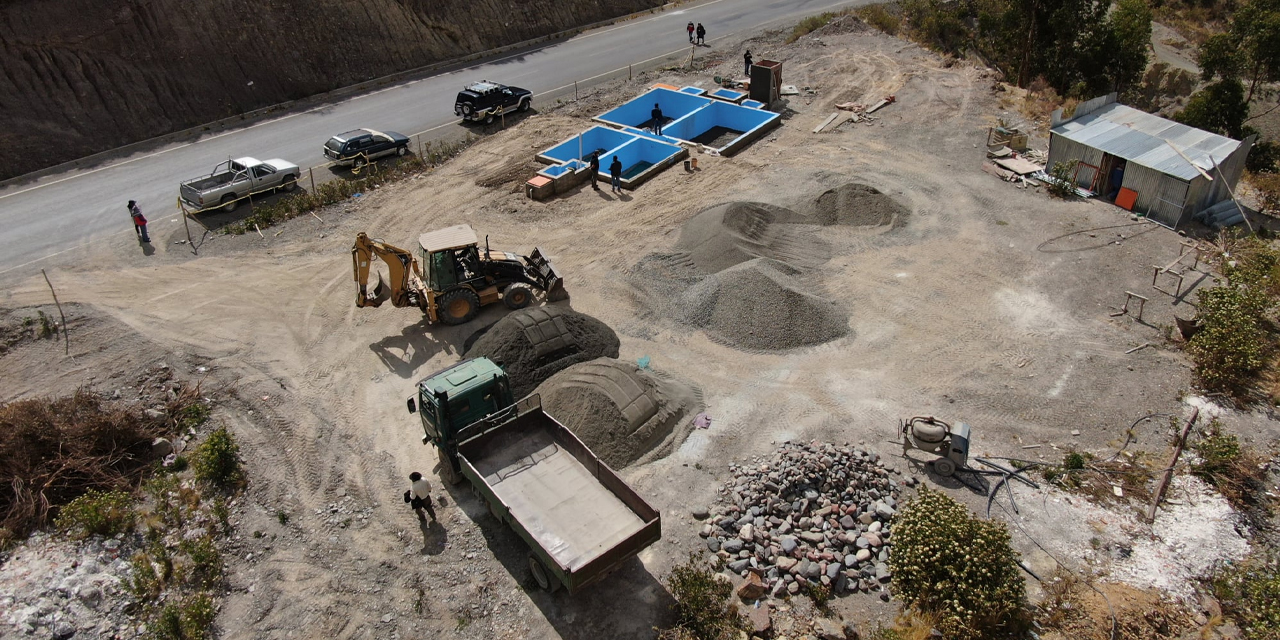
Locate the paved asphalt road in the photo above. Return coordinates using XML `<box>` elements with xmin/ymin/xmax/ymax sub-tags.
<box><xmin>0</xmin><ymin>0</ymin><xmax>865</xmax><ymax>274</ymax></box>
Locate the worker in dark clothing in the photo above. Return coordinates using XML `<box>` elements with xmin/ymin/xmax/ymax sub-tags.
<box><xmin>128</xmin><ymin>200</ymin><xmax>150</xmax><ymax>243</ymax></box>
<box><xmin>651</xmin><ymin>104</ymin><xmax>664</xmax><ymax>136</ymax></box>
<box><xmin>687</xmin><ymin>21</ymin><xmax>695</xmax><ymax>43</ymax></box>
<box><xmin>610</xmin><ymin>156</ymin><xmax>623</xmax><ymax>194</ymax></box>
<box><xmin>744</xmin><ymin>50</ymin><xmax>753</xmax><ymax>76</ymax></box>
<box><xmin>696</xmin><ymin>23</ymin><xmax>706</xmax><ymax>45</ymax></box>
<box><xmin>589</xmin><ymin>153</ymin><xmax>600</xmax><ymax>190</ymax></box>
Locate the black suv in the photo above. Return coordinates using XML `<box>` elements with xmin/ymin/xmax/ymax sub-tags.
<box><xmin>454</xmin><ymin>81</ymin><xmax>532</xmax><ymax>124</ymax></box>
<box><xmin>323</xmin><ymin>129</ymin><xmax>410</xmax><ymax>169</ymax></box>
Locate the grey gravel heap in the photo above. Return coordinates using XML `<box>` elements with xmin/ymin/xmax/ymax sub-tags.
<box><xmin>700</xmin><ymin>441</ymin><xmax>906</xmax><ymax>598</ymax></box>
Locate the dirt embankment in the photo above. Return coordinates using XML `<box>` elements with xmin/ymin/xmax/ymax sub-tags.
<box><xmin>0</xmin><ymin>0</ymin><xmax>661</xmax><ymax>180</ymax></box>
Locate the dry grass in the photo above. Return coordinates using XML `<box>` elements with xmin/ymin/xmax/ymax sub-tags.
<box><xmin>0</xmin><ymin>387</ymin><xmax>201</xmax><ymax>544</ymax></box>
<box><xmin>1038</xmin><ymin>578</ymin><xmax>1194</xmax><ymax>640</ymax></box>
<box><xmin>1150</xmin><ymin>1</ymin><xmax>1231</xmax><ymax>46</ymax></box>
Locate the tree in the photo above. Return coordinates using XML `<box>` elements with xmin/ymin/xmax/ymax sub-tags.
<box><xmin>1197</xmin><ymin>0</ymin><xmax>1280</xmax><ymax>103</ymax></box>
<box><xmin>1175</xmin><ymin>78</ymin><xmax>1250</xmax><ymax>139</ymax></box>
<box><xmin>1077</xmin><ymin>0</ymin><xmax>1152</xmax><ymax>96</ymax></box>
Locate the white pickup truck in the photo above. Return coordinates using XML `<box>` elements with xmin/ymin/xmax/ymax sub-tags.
<box><xmin>179</xmin><ymin>157</ymin><xmax>301</xmax><ymax>212</ymax></box>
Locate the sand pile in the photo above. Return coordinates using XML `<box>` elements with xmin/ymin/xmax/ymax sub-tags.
<box><xmin>675</xmin><ymin>202</ymin><xmax>826</xmax><ymax>273</ymax></box>
<box><xmin>812</xmin><ymin>183</ymin><xmax>909</xmax><ymax>228</ymax></box>
<box><xmin>463</xmin><ymin>306</ymin><xmax>619</xmax><ymax>398</ymax></box>
<box><xmin>674</xmin><ymin>258</ymin><xmax>849</xmax><ymax>350</ymax></box>
<box><xmin>535</xmin><ymin>358</ymin><xmax>701</xmax><ymax>468</ymax></box>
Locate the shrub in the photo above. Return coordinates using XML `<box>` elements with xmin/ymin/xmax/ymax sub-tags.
<box><xmin>55</xmin><ymin>489</ymin><xmax>134</xmax><ymax>538</ymax></box>
<box><xmin>178</xmin><ymin>535</ymin><xmax>223</xmax><ymax>588</ymax></box>
<box><xmin>175</xmin><ymin>403</ymin><xmax>210</xmax><ymax>432</ymax></box>
<box><xmin>660</xmin><ymin>553</ymin><xmax>748</xmax><ymax>640</ymax></box>
<box><xmin>857</xmin><ymin>4</ymin><xmax>899</xmax><ymax>35</ymax></box>
<box><xmin>787</xmin><ymin>11</ymin><xmax>847</xmax><ymax>43</ymax></box>
<box><xmin>1211</xmin><ymin>551</ymin><xmax>1280</xmax><ymax>640</ymax></box>
<box><xmin>192</xmin><ymin>427</ymin><xmax>243</xmax><ymax>489</ymax></box>
<box><xmin>1187</xmin><ymin>284</ymin><xmax>1270</xmax><ymax>392</ymax></box>
<box><xmin>147</xmin><ymin>592</ymin><xmax>217</xmax><ymax>640</ymax></box>
<box><xmin>1047</xmin><ymin>160</ymin><xmax>1080</xmax><ymax>199</ymax></box>
<box><xmin>129</xmin><ymin>551</ymin><xmax>165</xmax><ymax>601</ymax></box>
<box><xmin>888</xmin><ymin>487</ymin><xmax>1027</xmax><ymax>640</ymax></box>
<box><xmin>1</xmin><ymin>389</ymin><xmax>168</xmax><ymax>539</ymax></box>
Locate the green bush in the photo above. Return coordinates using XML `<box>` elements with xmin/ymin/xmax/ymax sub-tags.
<box><xmin>1194</xmin><ymin>433</ymin><xmax>1242</xmax><ymax>480</ymax></box>
<box><xmin>1047</xmin><ymin>160</ymin><xmax>1080</xmax><ymax>199</ymax></box>
<box><xmin>857</xmin><ymin>4</ymin><xmax>899</xmax><ymax>35</ymax></box>
<box><xmin>787</xmin><ymin>11</ymin><xmax>847</xmax><ymax>43</ymax></box>
<box><xmin>191</xmin><ymin>427</ymin><xmax>243</xmax><ymax>489</ymax></box>
<box><xmin>660</xmin><ymin>553</ymin><xmax>748</xmax><ymax>640</ymax></box>
<box><xmin>129</xmin><ymin>551</ymin><xmax>165</xmax><ymax>601</ymax></box>
<box><xmin>1187</xmin><ymin>285</ymin><xmax>1270</xmax><ymax>392</ymax></box>
<box><xmin>175</xmin><ymin>403</ymin><xmax>211</xmax><ymax>431</ymax></box>
<box><xmin>178</xmin><ymin>536</ymin><xmax>223</xmax><ymax>588</ymax></box>
<box><xmin>1212</xmin><ymin>551</ymin><xmax>1280</xmax><ymax>640</ymax></box>
<box><xmin>147</xmin><ymin>592</ymin><xmax>217</xmax><ymax>640</ymax></box>
<box><xmin>888</xmin><ymin>487</ymin><xmax>1027</xmax><ymax>640</ymax></box>
<box><xmin>55</xmin><ymin>489</ymin><xmax>134</xmax><ymax>538</ymax></box>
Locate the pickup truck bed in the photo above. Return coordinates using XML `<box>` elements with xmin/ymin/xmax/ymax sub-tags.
<box><xmin>458</xmin><ymin>400</ymin><xmax>660</xmax><ymax>591</ymax></box>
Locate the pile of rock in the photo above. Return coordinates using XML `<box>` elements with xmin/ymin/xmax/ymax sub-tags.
<box><xmin>0</xmin><ymin>531</ymin><xmax>140</xmax><ymax>639</ymax></box>
<box><xmin>697</xmin><ymin>441</ymin><xmax>912</xmax><ymax>599</ymax></box>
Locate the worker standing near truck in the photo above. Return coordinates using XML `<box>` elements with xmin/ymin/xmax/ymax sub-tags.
<box><xmin>405</xmin><ymin>472</ymin><xmax>437</xmax><ymax>521</ymax></box>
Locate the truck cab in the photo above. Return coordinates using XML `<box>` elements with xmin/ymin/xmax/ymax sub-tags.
<box><xmin>453</xmin><ymin>80</ymin><xmax>532</xmax><ymax>124</ymax></box>
<box><xmin>409</xmin><ymin>358</ymin><xmax>514</xmax><ymax>482</ymax></box>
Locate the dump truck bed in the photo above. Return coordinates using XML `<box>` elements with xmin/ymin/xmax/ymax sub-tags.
<box><xmin>457</xmin><ymin>398</ymin><xmax>660</xmax><ymax>591</ymax></box>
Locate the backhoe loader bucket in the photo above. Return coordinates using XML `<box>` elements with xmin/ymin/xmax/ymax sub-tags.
<box><xmin>526</xmin><ymin>247</ymin><xmax>567</xmax><ymax>301</ymax></box>
<box><xmin>369</xmin><ymin>273</ymin><xmax>392</xmax><ymax>306</ymax></box>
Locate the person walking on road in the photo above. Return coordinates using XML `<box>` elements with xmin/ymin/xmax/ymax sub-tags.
<box><xmin>696</xmin><ymin>23</ymin><xmax>706</xmax><ymax>45</ymax></box>
<box><xmin>651</xmin><ymin>103</ymin><xmax>664</xmax><ymax>136</ymax></box>
<box><xmin>687</xmin><ymin>21</ymin><xmax>695</xmax><ymax>43</ymax></box>
<box><xmin>609</xmin><ymin>156</ymin><xmax>623</xmax><ymax>193</ymax></box>
<box><xmin>589</xmin><ymin>153</ymin><xmax>600</xmax><ymax>190</ymax></box>
<box><xmin>744</xmin><ymin>50</ymin><xmax>753</xmax><ymax>76</ymax></box>
<box><xmin>405</xmin><ymin>472</ymin><xmax>437</xmax><ymax>521</ymax></box>
<box><xmin>128</xmin><ymin>200</ymin><xmax>150</xmax><ymax>243</ymax></box>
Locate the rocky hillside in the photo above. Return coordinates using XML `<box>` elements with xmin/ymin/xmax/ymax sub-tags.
<box><xmin>0</xmin><ymin>0</ymin><xmax>661</xmax><ymax>180</ymax></box>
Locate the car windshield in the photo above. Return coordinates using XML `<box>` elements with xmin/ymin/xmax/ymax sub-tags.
<box><xmin>325</xmin><ymin>139</ymin><xmax>343</xmax><ymax>152</ymax></box>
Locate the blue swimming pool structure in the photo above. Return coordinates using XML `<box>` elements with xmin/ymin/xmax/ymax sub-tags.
<box><xmin>534</xmin><ymin>87</ymin><xmax>781</xmax><ymax>192</ymax></box>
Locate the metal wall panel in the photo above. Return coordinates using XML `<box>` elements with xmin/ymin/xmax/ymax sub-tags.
<box><xmin>1046</xmin><ymin>133</ymin><xmax>1105</xmax><ymax>188</ymax></box>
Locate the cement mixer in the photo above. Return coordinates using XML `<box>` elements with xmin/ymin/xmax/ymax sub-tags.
<box><xmin>899</xmin><ymin>416</ymin><xmax>971</xmax><ymax>476</ymax></box>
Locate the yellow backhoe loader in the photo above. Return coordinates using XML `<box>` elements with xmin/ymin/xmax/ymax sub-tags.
<box><xmin>352</xmin><ymin>225</ymin><xmax>566</xmax><ymax>325</ymax></box>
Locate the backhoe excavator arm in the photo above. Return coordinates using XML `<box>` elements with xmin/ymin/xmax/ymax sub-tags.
<box><xmin>352</xmin><ymin>232</ymin><xmax>423</xmax><ymax>309</ymax></box>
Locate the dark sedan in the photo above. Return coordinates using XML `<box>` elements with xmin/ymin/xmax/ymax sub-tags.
<box><xmin>323</xmin><ymin>129</ymin><xmax>411</xmax><ymax>169</ymax></box>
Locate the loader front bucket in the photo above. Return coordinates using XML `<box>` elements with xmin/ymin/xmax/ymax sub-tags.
<box><xmin>526</xmin><ymin>247</ymin><xmax>567</xmax><ymax>300</ymax></box>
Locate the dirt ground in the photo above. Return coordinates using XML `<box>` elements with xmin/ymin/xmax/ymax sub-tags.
<box><xmin>2</xmin><ymin>18</ymin><xmax>1277</xmax><ymax>640</ymax></box>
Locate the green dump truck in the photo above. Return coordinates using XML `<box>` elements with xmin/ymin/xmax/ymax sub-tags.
<box><xmin>407</xmin><ymin>357</ymin><xmax>661</xmax><ymax>593</ymax></box>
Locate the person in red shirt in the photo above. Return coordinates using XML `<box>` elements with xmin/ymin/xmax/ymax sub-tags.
<box><xmin>128</xmin><ymin>200</ymin><xmax>150</xmax><ymax>243</ymax></box>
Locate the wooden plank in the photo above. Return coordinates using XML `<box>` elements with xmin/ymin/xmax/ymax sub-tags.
<box><xmin>1147</xmin><ymin>408</ymin><xmax>1198</xmax><ymax>522</ymax></box>
<box><xmin>1166</xmin><ymin>140</ymin><xmax>1213</xmax><ymax>181</ymax></box>
<box><xmin>993</xmin><ymin>157</ymin><xmax>1042</xmax><ymax>175</ymax></box>
<box><xmin>813</xmin><ymin>113</ymin><xmax>840</xmax><ymax>134</ymax></box>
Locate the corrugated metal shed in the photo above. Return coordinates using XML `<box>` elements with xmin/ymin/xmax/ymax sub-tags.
<box><xmin>1051</xmin><ymin>102</ymin><xmax>1241</xmax><ymax>180</ymax></box>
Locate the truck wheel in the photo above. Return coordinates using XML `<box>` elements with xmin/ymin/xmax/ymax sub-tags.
<box><xmin>438</xmin><ymin>458</ymin><xmax>462</xmax><ymax>485</ymax></box>
<box><xmin>502</xmin><ymin>284</ymin><xmax>533</xmax><ymax>310</ymax></box>
<box><xmin>280</xmin><ymin>175</ymin><xmax>298</xmax><ymax>192</ymax></box>
<box><xmin>397</xmin><ymin>145</ymin><xmax>408</xmax><ymax>157</ymax></box>
<box><xmin>352</xmin><ymin>157</ymin><xmax>367</xmax><ymax>174</ymax></box>
<box><xmin>528</xmin><ymin>553</ymin><xmax>561</xmax><ymax>593</ymax></box>
<box><xmin>439</xmin><ymin>289</ymin><xmax>481</xmax><ymax>325</ymax></box>
<box><xmin>518</xmin><ymin>98</ymin><xmax>531</xmax><ymax>112</ymax></box>
<box><xmin>220</xmin><ymin>194</ymin><xmax>238</xmax><ymax>212</ymax></box>
<box><xmin>461</xmin><ymin>103</ymin><xmax>474</xmax><ymax>116</ymax></box>
<box><xmin>484</xmin><ymin>112</ymin><xmax>495</xmax><ymax>125</ymax></box>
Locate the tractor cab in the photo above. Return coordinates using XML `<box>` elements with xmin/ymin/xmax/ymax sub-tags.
<box><xmin>420</xmin><ymin>225</ymin><xmax>485</xmax><ymax>291</ymax></box>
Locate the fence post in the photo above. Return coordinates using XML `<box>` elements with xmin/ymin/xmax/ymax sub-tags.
<box><xmin>575</xmin><ymin>81</ymin><xmax>578</xmax><ymax>102</ymax></box>
<box><xmin>629</xmin><ymin>64</ymin><xmax>632</xmax><ymax>81</ymax></box>
<box><xmin>418</xmin><ymin>135</ymin><xmax>424</xmax><ymax>158</ymax></box>
<box><xmin>309</xmin><ymin>167</ymin><xmax>315</xmax><ymax>192</ymax></box>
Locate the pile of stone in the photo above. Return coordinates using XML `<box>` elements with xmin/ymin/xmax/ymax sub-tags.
<box><xmin>697</xmin><ymin>441</ymin><xmax>913</xmax><ymax>599</ymax></box>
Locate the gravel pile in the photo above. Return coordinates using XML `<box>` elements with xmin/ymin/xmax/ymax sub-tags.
<box><xmin>0</xmin><ymin>531</ymin><xmax>140</xmax><ymax>639</ymax></box>
<box><xmin>463</xmin><ymin>306</ymin><xmax>619</xmax><ymax>398</ymax></box>
<box><xmin>812</xmin><ymin>183</ymin><xmax>909</xmax><ymax>228</ymax></box>
<box><xmin>674</xmin><ymin>201</ymin><xmax>826</xmax><ymax>274</ymax></box>
<box><xmin>698</xmin><ymin>442</ymin><xmax>913</xmax><ymax>599</ymax></box>
<box><xmin>674</xmin><ymin>258</ymin><xmax>849</xmax><ymax>350</ymax></box>
<box><xmin>536</xmin><ymin>358</ymin><xmax>701</xmax><ymax>468</ymax></box>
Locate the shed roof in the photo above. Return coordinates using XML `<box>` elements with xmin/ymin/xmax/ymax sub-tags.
<box><xmin>419</xmin><ymin>225</ymin><xmax>477</xmax><ymax>252</ymax></box>
<box><xmin>1050</xmin><ymin>103</ymin><xmax>1242</xmax><ymax>181</ymax></box>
